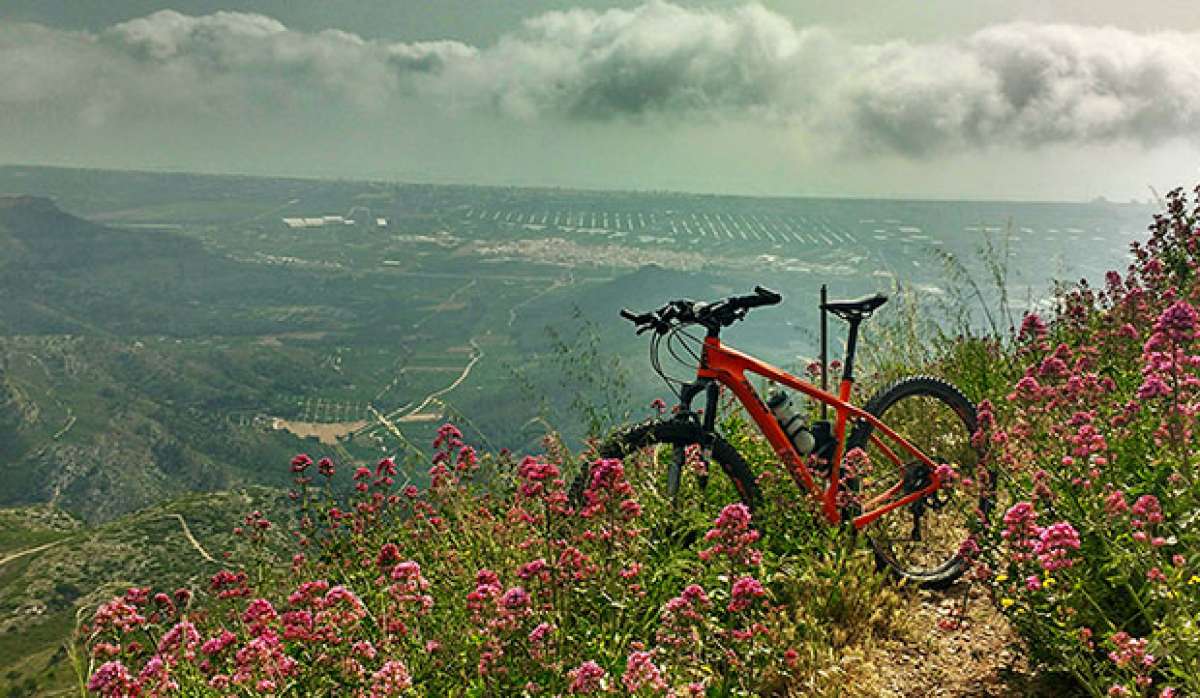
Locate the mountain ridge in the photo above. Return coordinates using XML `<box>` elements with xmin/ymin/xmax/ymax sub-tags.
<box><xmin>0</xmin><ymin>198</ymin><xmax>308</xmax><ymax>522</ymax></box>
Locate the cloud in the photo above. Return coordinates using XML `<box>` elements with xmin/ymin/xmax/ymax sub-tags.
<box><xmin>3</xmin><ymin>3</ymin><xmax>1200</xmax><ymax>156</ymax></box>
<box><xmin>837</xmin><ymin>23</ymin><xmax>1200</xmax><ymax>155</ymax></box>
<box><xmin>441</xmin><ymin>3</ymin><xmax>832</xmax><ymax>121</ymax></box>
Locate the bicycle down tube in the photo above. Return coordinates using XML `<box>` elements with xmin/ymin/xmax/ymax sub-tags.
<box><xmin>696</xmin><ymin>336</ymin><xmax>944</xmax><ymax>529</ymax></box>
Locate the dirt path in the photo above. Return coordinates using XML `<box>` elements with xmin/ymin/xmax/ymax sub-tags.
<box><xmin>508</xmin><ymin>272</ymin><xmax>573</xmax><ymax>327</ymax></box>
<box><xmin>412</xmin><ymin>279</ymin><xmax>477</xmax><ymax>330</ymax></box>
<box><xmin>367</xmin><ymin>404</ymin><xmax>423</xmax><ymax>453</ymax></box>
<box><xmin>168</xmin><ymin>514</ymin><xmax>218</xmax><ymax>564</ymax></box>
<box><xmin>402</xmin><ymin>336</ymin><xmax>484</xmax><ymax>418</ymax></box>
<box><xmin>862</xmin><ymin>582</ymin><xmax>1048</xmax><ymax>698</ymax></box>
<box><xmin>369</xmin><ymin>334</ymin><xmax>486</xmax><ymax>432</ymax></box>
<box><xmin>0</xmin><ymin>540</ymin><xmax>63</xmax><ymax>567</ymax></box>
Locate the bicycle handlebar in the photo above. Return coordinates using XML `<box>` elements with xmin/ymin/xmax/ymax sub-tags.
<box><xmin>620</xmin><ymin>286</ymin><xmax>782</xmax><ymax>334</ymax></box>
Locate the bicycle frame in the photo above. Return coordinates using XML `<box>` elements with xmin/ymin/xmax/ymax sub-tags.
<box><xmin>695</xmin><ymin>336</ymin><xmax>944</xmax><ymax>529</ymax></box>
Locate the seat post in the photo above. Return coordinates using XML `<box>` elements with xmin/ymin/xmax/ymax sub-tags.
<box><xmin>819</xmin><ymin>284</ymin><xmax>828</xmax><ymax>418</ymax></box>
<box><xmin>821</xmin><ymin>290</ymin><xmax>886</xmax><ymax>385</ymax></box>
<box><xmin>842</xmin><ymin>317</ymin><xmax>862</xmax><ymax>383</ymax></box>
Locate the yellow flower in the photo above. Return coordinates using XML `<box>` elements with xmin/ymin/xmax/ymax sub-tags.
<box><xmin>1188</xmin><ymin>575</ymin><xmax>1200</xmax><ymax>586</ymax></box>
<box><xmin>1044</xmin><ymin>577</ymin><xmax>1056</xmax><ymax>587</ymax></box>
<box><xmin>1000</xmin><ymin>598</ymin><xmax>1015</xmax><ymax>609</ymax></box>
<box><xmin>996</xmin><ymin>574</ymin><xmax>1009</xmax><ymax>583</ymax></box>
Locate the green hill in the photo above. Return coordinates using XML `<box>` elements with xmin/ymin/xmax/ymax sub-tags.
<box><xmin>0</xmin><ymin>489</ymin><xmax>289</xmax><ymax>696</ymax></box>
<box><xmin>0</xmin><ymin>196</ymin><xmax>312</xmax><ymax>521</ymax></box>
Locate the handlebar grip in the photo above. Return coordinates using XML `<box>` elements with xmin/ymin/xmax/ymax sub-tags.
<box><xmin>753</xmin><ymin>285</ymin><xmax>782</xmax><ymax>303</ymax></box>
<box><xmin>728</xmin><ymin>286</ymin><xmax>782</xmax><ymax>310</ymax></box>
<box><xmin>620</xmin><ymin>308</ymin><xmax>640</xmax><ymax>322</ymax></box>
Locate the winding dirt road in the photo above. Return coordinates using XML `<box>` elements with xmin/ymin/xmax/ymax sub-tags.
<box><xmin>0</xmin><ymin>540</ymin><xmax>64</xmax><ymax>567</ymax></box>
<box><xmin>168</xmin><ymin>514</ymin><xmax>217</xmax><ymax>564</ymax></box>
<box><xmin>402</xmin><ymin>336</ymin><xmax>484</xmax><ymax>418</ymax></box>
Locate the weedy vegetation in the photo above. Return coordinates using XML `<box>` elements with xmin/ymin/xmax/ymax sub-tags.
<box><xmin>72</xmin><ymin>187</ymin><xmax>1200</xmax><ymax>697</ymax></box>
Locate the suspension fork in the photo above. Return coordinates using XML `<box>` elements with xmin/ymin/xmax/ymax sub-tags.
<box><xmin>671</xmin><ymin>379</ymin><xmax>720</xmax><ymax>491</ymax></box>
<box><xmin>702</xmin><ymin>380</ymin><xmax>720</xmax><ymax>433</ymax></box>
<box><xmin>675</xmin><ymin>378</ymin><xmax>719</xmax><ymax>433</ymax></box>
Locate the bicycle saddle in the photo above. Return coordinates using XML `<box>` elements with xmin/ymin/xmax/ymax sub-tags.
<box><xmin>821</xmin><ymin>292</ymin><xmax>888</xmax><ymax>321</ymax></box>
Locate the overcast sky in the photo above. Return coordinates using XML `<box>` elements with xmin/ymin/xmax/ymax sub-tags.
<box><xmin>3</xmin><ymin>0</ymin><xmax>1199</xmax><ymax>200</ymax></box>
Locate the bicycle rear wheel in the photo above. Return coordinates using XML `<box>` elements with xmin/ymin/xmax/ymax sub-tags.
<box><xmin>847</xmin><ymin>376</ymin><xmax>992</xmax><ymax>588</ymax></box>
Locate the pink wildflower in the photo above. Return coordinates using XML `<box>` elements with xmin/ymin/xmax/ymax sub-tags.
<box><xmin>1136</xmin><ymin>375</ymin><xmax>1171</xmax><ymax>400</ymax></box>
<box><xmin>92</xmin><ymin>598</ymin><xmax>147</xmax><ymax>634</ymax></box>
<box><xmin>567</xmin><ymin>660</ymin><xmax>608</xmax><ymax>694</ymax></box>
<box><xmin>139</xmin><ymin>655</ymin><xmax>177</xmax><ymax>693</ymax></box>
<box><xmin>1035</xmin><ymin>521</ymin><xmax>1082</xmax><ymax>572</ymax></box>
<box><xmin>622</xmin><ymin>650</ymin><xmax>667</xmax><ymax>694</ymax></box>
<box><xmin>1131</xmin><ymin>495</ymin><xmax>1163</xmax><ymax>528</ymax></box>
<box><xmin>500</xmin><ymin>586</ymin><xmax>531</xmax><ymax>611</ymax></box>
<box><xmin>1104</xmin><ymin>491</ymin><xmax>1128</xmax><ymax>516</ymax></box>
<box><xmin>699</xmin><ymin>503</ymin><xmax>763</xmax><ymax>567</ymax></box>
<box><xmin>517</xmin><ymin>457</ymin><xmax>561</xmax><ymax>498</ymax></box>
<box><xmin>580</xmin><ymin>458</ymin><xmax>635</xmax><ymax>518</ymax></box>
<box><xmin>290</xmin><ymin>454</ymin><xmax>312</xmax><ymax>473</ymax></box>
<box><xmin>368</xmin><ymin>660</ymin><xmax>413</xmax><ymax>697</ymax></box>
<box><xmin>157</xmin><ymin>619</ymin><xmax>200</xmax><ymax>657</ymax></box>
<box><xmin>242</xmin><ymin>598</ymin><xmax>278</xmax><ymax>633</ymax></box>
<box><xmin>1108</xmin><ymin>631</ymin><xmax>1153</xmax><ymax>670</ymax></box>
<box><xmin>201</xmin><ymin>630</ymin><xmax>237</xmax><ymax>656</ymax></box>
<box><xmin>317</xmin><ymin>457</ymin><xmax>335</xmax><ymax>477</ymax></box>
<box><xmin>352</xmin><ymin>640</ymin><xmax>377</xmax><ymax>661</ymax></box>
<box><xmin>529</xmin><ymin>621</ymin><xmax>555</xmax><ymax>644</ymax></box>
<box><xmin>1152</xmin><ymin>300</ymin><xmax>1198</xmax><ymax>342</ymax></box>
<box><xmin>87</xmin><ymin>661</ymin><xmax>139</xmax><ymax>697</ymax></box>
<box><xmin>433</xmin><ymin>423</ymin><xmax>463</xmax><ymax>449</ymax></box>
<box><xmin>1018</xmin><ymin>313</ymin><xmax>1049</xmax><ymax>343</ymax></box>
<box><xmin>728</xmin><ymin>575</ymin><xmax>767</xmax><ymax>612</ymax></box>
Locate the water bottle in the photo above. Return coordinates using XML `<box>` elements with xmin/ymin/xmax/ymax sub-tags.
<box><xmin>766</xmin><ymin>389</ymin><xmax>815</xmax><ymax>455</ymax></box>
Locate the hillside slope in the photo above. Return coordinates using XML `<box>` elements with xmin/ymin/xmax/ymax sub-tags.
<box><xmin>0</xmin><ymin>196</ymin><xmax>310</xmax><ymax>521</ymax></box>
<box><xmin>0</xmin><ymin>489</ymin><xmax>289</xmax><ymax>696</ymax></box>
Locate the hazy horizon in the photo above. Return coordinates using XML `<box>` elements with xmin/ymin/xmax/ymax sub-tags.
<box><xmin>0</xmin><ymin>161</ymin><xmax>1162</xmax><ymax>205</ymax></box>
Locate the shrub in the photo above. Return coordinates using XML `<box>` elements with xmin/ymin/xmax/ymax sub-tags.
<box><xmin>975</xmin><ymin>186</ymin><xmax>1200</xmax><ymax>697</ymax></box>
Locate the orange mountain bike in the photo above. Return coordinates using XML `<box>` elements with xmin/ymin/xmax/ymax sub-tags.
<box><xmin>574</xmin><ymin>286</ymin><xmax>992</xmax><ymax>588</ymax></box>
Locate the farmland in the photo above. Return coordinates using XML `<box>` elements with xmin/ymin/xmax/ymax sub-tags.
<box><xmin>0</xmin><ymin>164</ymin><xmax>1151</xmax><ymax>515</ymax></box>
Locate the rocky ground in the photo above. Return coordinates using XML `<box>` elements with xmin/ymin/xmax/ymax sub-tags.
<box><xmin>862</xmin><ymin>582</ymin><xmax>1075</xmax><ymax>698</ymax></box>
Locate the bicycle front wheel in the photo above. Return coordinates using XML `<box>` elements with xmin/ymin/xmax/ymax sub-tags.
<box><xmin>569</xmin><ymin>418</ymin><xmax>760</xmax><ymax>524</ymax></box>
<box><xmin>847</xmin><ymin>376</ymin><xmax>992</xmax><ymax>588</ymax></box>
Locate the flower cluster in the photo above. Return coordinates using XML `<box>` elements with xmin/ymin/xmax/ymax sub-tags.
<box><xmin>81</xmin><ymin>420</ymin><xmax>820</xmax><ymax>695</ymax></box>
<box><xmin>979</xmin><ymin>185</ymin><xmax>1200</xmax><ymax>697</ymax></box>
<box><xmin>698</xmin><ymin>503</ymin><xmax>762</xmax><ymax>568</ymax></box>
